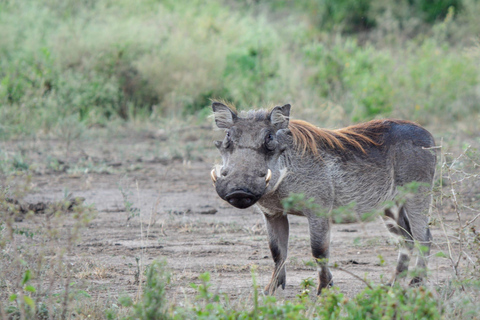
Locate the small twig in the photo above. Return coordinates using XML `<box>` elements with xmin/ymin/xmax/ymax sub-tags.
<box><xmin>333</xmin><ymin>265</ymin><xmax>373</xmax><ymax>290</ymax></box>
<box><xmin>462</xmin><ymin>250</ymin><xmax>476</xmax><ymax>266</ymax></box>
<box><xmin>462</xmin><ymin>212</ymin><xmax>480</xmax><ymax>229</ymax></box>
<box><xmin>435</xmin><ymin>194</ymin><xmax>458</xmax><ymax>276</ymax></box>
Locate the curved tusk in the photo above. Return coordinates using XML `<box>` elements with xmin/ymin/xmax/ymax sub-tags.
<box><xmin>210</xmin><ymin>168</ymin><xmax>217</xmax><ymax>184</ymax></box>
<box><xmin>265</xmin><ymin>169</ymin><xmax>272</xmax><ymax>186</ymax></box>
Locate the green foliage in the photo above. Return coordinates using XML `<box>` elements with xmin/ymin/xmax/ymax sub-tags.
<box><xmin>317</xmin><ymin>285</ymin><xmax>441</xmax><ymax>319</ymax></box>
<box><xmin>118</xmin><ymin>183</ymin><xmax>141</xmax><ymax>223</ymax></box>
<box><xmin>303</xmin><ymin>0</ymin><xmax>377</xmax><ymax>33</ymax></box>
<box><xmin>298</xmin><ymin>277</ymin><xmax>316</xmax><ymax>299</ymax></box>
<box><xmin>267</xmin><ymin>0</ymin><xmax>462</xmax><ymax>32</ymax></box>
<box><xmin>120</xmin><ymin>267</ymin><xmax>443</xmax><ymax>319</ymax></box>
<box><xmin>302</xmin><ymin>36</ymin><xmax>479</xmax><ymax>122</ymax></box>
<box><xmin>1</xmin><ymin>0</ymin><xmax>479</xmax><ymax>138</ymax></box>
<box><xmin>282</xmin><ymin>193</ymin><xmax>363</xmax><ymax>223</ymax></box>
<box><xmin>418</xmin><ymin>0</ymin><xmax>462</xmax><ymax>23</ymax></box>
<box><xmin>281</xmin><ymin>193</ymin><xmax>321</xmax><ymax>214</ymax></box>
<box><xmin>174</xmin><ymin>270</ymin><xmax>307</xmax><ymax>319</ymax></box>
<box><xmin>125</xmin><ymin>260</ymin><xmax>171</xmax><ymax>320</ymax></box>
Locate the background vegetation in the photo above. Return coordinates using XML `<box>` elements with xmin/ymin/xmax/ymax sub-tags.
<box><xmin>1</xmin><ymin>0</ymin><xmax>480</xmax><ymax>139</ymax></box>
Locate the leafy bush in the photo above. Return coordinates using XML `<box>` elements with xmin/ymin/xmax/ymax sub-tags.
<box><xmin>317</xmin><ymin>285</ymin><xmax>441</xmax><ymax>319</ymax></box>
<box><xmin>121</xmin><ymin>268</ymin><xmax>442</xmax><ymax>320</ymax></box>
<box><xmin>303</xmin><ymin>39</ymin><xmax>395</xmax><ymax>120</ymax></box>
<box><xmin>118</xmin><ymin>260</ymin><xmax>171</xmax><ymax>320</ymax></box>
<box><xmin>0</xmin><ymin>0</ymin><xmax>479</xmax><ymax>137</ymax></box>
<box><xmin>266</xmin><ymin>0</ymin><xmax>462</xmax><ymax>32</ymax></box>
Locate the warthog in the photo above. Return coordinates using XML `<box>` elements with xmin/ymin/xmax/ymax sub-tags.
<box><xmin>210</xmin><ymin>102</ymin><xmax>436</xmax><ymax>294</ymax></box>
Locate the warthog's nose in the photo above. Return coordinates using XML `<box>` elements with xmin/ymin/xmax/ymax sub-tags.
<box><xmin>225</xmin><ymin>190</ymin><xmax>257</xmax><ymax>209</ymax></box>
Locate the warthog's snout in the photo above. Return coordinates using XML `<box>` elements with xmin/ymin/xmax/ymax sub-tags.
<box><xmin>225</xmin><ymin>190</ymin><xmax>259</xmax><ymax>209</ymax></box>
<box><xmin>211</xmin><ymin>169</ymin><xmax>272</xmax><ymax>209</ymax></box>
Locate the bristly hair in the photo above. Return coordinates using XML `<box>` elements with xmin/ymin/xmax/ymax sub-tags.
<box><xmin>211</xmin><ymin>102</ymin><xmax>414</xmax><ymax>155</ymax></box>
<box><xmin>210</xmin><ymin>99</ymin><xmax>238</xmax><ymax>113</ymax></box>
<box><xmin>289</xmin><ymin>119</ymin><xmax>414</xmax><ymax>155</ymax></box>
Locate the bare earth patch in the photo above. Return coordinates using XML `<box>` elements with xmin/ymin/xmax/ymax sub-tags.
<box><xmin>1</xmin><ymin>130</ymin><xmax>472</xmax><ymax>307</ymax></box>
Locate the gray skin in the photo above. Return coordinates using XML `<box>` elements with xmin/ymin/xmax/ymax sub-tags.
<box><xmin>211</xmin><ymin>102</ymin><xmax>436</xmax><ymax>295</ymax></box>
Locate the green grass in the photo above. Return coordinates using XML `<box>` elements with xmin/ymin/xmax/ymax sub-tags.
<box><xmin>1</xmin><ymin>0</ymin><xmax>480</xmax><ymax>139</ymax></box>
<box><xmin>107</xmin><ymin>265</ymin><xmax>446</xmax><ymax>320</ymax></box>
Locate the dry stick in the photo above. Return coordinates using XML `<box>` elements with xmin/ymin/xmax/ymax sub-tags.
<box><xmin>436</xmin><ymin>208</ymin><xmax>457</xmax><ymax>273</ymax></box>
<box><xmin>450</xmin><ymin>185</ymin><xmax>465</xmax><ymax>272</ymax></box>
<box><xmin>439</xmin><ymin>139</ymin><xmax>444</xmax><ymax>209</ymax></box>
<box><xmin>463</xmin><ymin>212</ymin><xmax>480</xmax><ymax>229</ymax></box>
<box><xmin>136</xmin><ymin>179</ymin><xmax>144</xmax><ymax>301</ymax></box>
<box><xmin>45</xmin><ymin>214</ymin><xmax>59</xmax><ymax>320</ymax></box>
<box><xmin>61</xmin><ymin>269</ymin><xmax>72</xmax><ymax>320</ymax></box>
<box><xmin>435</xmin><ymin>146</ymin><xmax>457</xmax><ymax>273</ymax></box>
<box><xmin>265</xmin><ymin>259</ymin><xmax>288</xmax><ymax>295</ymax></box>
<box><xmin>8</xmin><ymin>213</ymin><xmax>27</xmax><ymax>320</ymax></box>
<box><xmin>439</xmin><ymin>148</ymin><xmax>467</xmax><ymax>291</ymax></box>
<box><xmin>60</xmin><ymin>225</ymin><xmax>76</xmax><ymax>320</ymax></box>
<box><xmin>448</xmin><ymin>152</ymin><xmax>467</xmax><ymax>275</ymax></box>
<box><xmin>0</xmin><ymin>300</ymin><xmax>6</xmax><ymax>320</ymax></box>
<box><xmin>333</xmin><ymin>266</ymin><xmax>373</xmax><ymax>290</ymax></box>
<box><xmin>462</xmin><ymin>250</ymin><xmax>476</xmax><ymax>266</ymax></box>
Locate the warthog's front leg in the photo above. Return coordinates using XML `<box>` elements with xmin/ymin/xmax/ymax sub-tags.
<box><xmin>308</xmin><ymin>215</ymin><xmax>333</xmax><ymax>294</ymax></box>
<box><xmin>263</xmin><ymin>213</ymin><xmax>289</xmax><ymax>295</ymax></box>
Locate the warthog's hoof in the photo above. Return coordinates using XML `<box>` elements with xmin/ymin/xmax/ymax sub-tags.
<box><xmin>264</xmin><ymin>276</ymin><xmax>286</xmax><ymax>295</ymax></box>
<box><xmin>316</xmin><ymin>280</ymin><xmax>334</xmax><ymax>295</ymax></box>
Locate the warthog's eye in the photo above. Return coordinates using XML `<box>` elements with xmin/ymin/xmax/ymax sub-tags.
<box><xmin>224</xmin><ymin>131</ymin><xmax>232</xmax><ymax>149</ymax></box>
<box><xmin>264</xmin><ymin>133</ymin><xmax>276</xmax><ymax>151</ymax></box>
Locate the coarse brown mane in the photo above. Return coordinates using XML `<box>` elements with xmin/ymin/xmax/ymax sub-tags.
<box><xmin>210</xmin><ymin>101</ymin><xmax>415</xmax><ymax>155</ymax></box>
<box><xmin>289</xmin><ymin>119</ymin><xmax>414</xmax><ymax>155</ymax></box>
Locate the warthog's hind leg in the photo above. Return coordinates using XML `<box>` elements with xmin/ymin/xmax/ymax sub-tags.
<box><xmin>404</xmin><ymin>194</ymin><xmax>432</xmax><ymax>286</ymax></box>
<box><xmin>263</xmin><ymin>213</ymin><xmax>289</xmax><ymax>295</ymax></box>
<box><xmin>384</xmin><ymin>205</ymin><xmax>414</xmax><ymax>283</ymax></box>
<box><xmin>384</xmin><ymin>201</ymin><xmax>432</xmax><ymax>286</ymax></box>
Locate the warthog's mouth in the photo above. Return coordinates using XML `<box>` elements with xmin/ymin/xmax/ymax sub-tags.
<box><xmin>210</xmin><ymin>169</ymin><xmax>271</xmax><ymax>187</ymax></box>
<box><xmin>211</xmin><ymin>169</ymin><xmax>270</xmax><ymax>209</ymax></box>
<box><xmin>224</xmin><ymin>190</ymin><xmax>261</xmax><ymax>209</ymax></box>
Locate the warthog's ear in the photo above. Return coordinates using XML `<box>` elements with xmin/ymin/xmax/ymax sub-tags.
<box><xmin>212</xmin><ymin>102</ymin><xmax>237</xmax><ymax>129</ymax></box>
<box><xmin>269</xmin><ymin>104</ymin><xmax>291</xmax><ymax>130</ymax></box>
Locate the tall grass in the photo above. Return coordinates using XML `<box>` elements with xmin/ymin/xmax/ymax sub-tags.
<box><xmin>0</xmin><ymin>0</ymin><xmax>479</xmax><ymax>136</ymax></box>
<box><xmin>0</xmin><ymin>176</ymin><xmax>96</xmax><ymax>319</ymax></box>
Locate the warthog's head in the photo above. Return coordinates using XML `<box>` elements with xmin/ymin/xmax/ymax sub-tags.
<box><xmin>211</xmin><ymin>102</ymin><xmax>290</xmax><ymax>209</ymax></box>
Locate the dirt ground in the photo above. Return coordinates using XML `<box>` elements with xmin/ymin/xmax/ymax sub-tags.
<box><xmin>3</xmin><ymin>126</ymin><xmax>471</xmax><ymax>306</ymax></box>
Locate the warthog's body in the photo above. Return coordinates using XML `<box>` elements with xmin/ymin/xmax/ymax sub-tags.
<box><xmin>211</xmin><ymin>102</ymin><xmax>436</xmax><ymax>294</ymax></box>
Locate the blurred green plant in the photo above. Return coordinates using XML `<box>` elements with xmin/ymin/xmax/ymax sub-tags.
<box><xmin>0</xmin><ymin>0</ymin><xmax>479</xmax><ymax>137</ymax></box>
<box><xmin>119</xmin><ymin>266</ymin><xmax>444</xmax><ymax>319</ymax></box>
<box><xmin>119</xmin><ymin>260</ymin><xmax>171</xmax><ymax>320</ymax></box>
<box><xmin>265</xmin><ymin>0</ymin><xmax>462</xmax><ymax>32</ymax></box>
<box><xmin>317</xmin><ymin>284</ymin><xmax>441</xmax><ymax>319</ymax></box>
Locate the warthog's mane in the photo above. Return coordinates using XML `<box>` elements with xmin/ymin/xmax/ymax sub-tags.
<box><xmin>289</xmin><ymin>119</ymin><xmax>414</xmax><ymax>155</ymax></box>
<box><xmin>230</xmin><ymin>106</ymin><xmax>414</xmax><ymax>155</ymax></box>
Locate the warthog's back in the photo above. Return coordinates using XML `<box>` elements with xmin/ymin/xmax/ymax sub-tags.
<box><xmin>277</xmin><ymin>119</ymin><xmax>437</xmax><ymax>215</ymax></box>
